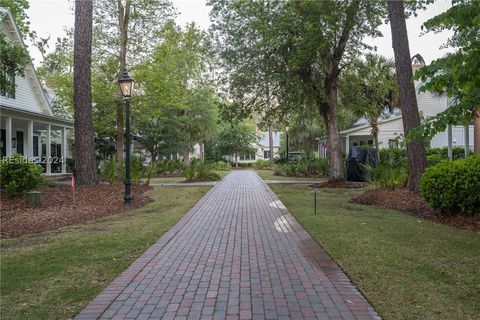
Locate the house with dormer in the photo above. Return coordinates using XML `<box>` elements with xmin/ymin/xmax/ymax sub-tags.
<box><xmin>0</xmin><ymin>8</ymin><xmax>73</xmax><ymax>175</ymax></box>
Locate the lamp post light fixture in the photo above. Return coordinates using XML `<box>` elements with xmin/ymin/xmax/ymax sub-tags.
<box><xmin>118</xmin><ymin>70</ymin><xmax>134</xmax><ymax>204</ymax></box>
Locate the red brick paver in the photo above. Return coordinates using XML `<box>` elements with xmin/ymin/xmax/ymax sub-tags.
<box><xmin>76</xmin><ymin>170</ymin><xmax>380</xmax><ymax>320</ymax></box>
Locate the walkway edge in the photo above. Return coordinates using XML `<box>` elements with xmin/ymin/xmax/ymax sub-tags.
<box><xmin>75</xmin><ymin>183</ymin><xmax>220</xmax><ymax>320</ymax></box>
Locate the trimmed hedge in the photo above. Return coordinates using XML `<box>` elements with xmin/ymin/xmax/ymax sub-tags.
<box><xmin>420</xmin><ymin>156</ymin><xmax>480</xmax><ymax>215</ymax></box>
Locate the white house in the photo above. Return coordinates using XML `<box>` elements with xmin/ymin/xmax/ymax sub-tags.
<box><xmin>319</xmin><ymin>57</ymin><xmax>474</xmax><ymax>159</ymax></box>
<box><xmin>0</xmin><ymin>8</ymin><xmax>73</xmax><ymax>175</ymax></box>
<box><xmin>234</xmin><ymin>131</ymin><xmax>282</xmax><ymax>164</ymax></box>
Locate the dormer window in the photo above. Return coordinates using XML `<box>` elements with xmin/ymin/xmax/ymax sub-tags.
<box><xmin>0</xmin><ymin>74</ymin><xmax>16</xmax><ymax>99</ymax></box>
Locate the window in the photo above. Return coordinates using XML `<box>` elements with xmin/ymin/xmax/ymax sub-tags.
<box><xmin>263</xmin><ymin>150</ymin><xmax>271</xmax><ymax>159</ymax></box>
<box><xmin>388</xmin><ymin>139</ymin><xmax>399</xmax><ymax>148</ymax></box>
<box><xmin>33</xmin><ymin>136</ymin><xmax>39</xmax><ymax>157</ymax></box>
<box><xmin>1</xmin><ymin>74</ymin><xmax>16</xmax><ymax>99</ymax></box>
<box><xmin>239</xmin><ymin>153</ymin><xmax>255</xmax><ymax>161</ymax></box>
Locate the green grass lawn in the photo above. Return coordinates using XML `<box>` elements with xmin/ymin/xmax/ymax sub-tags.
<box><xmin>0</xmin><ymin>186</ymin><xmax>210</xmax><ymax>320</ymax></box>
<box><xmin>256</xmin><ymin>169</ymin><xmax>325</xmax><ymax>181</ymax></box>
<box><xmin>270</xmin><ymin>184</ymin><xmax>480</xmax><ymax>320</ymax></box>
<box><xmin>149</xmin><ymin>171</ymin><xmax>229</xmax><ymax>184</ymax></box>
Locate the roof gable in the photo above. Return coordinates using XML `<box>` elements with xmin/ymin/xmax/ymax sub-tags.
<box><xmin>0</xmin><ymin>8</ymin><xmax>53</xmax><ymax>116</ymax></box>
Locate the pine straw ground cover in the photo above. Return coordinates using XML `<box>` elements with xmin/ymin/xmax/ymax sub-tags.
<box><xmin>0</xmin><ymin>183</ymin><xmax>152</xmax><ymax>238</ymax></box>
<box><xmin>271</xmin><ymin>184</ymin><xmax>480</xmax><ymax>319</ymax></box>
<box><xmin>352</xmin><ymin>188</ymin><xmax>480</xmax><ymax>232</ymax></box>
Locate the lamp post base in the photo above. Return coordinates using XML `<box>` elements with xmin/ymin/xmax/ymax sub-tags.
<box><xmin>124</xmin><ymin>181</ymin><xmax>133</xmax><ymax>204</ymax></box>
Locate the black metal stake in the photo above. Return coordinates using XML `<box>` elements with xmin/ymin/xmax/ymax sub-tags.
<box><xmin>124</xmin><ymin>98</ymin><xmax>133</xmax><ymax>204</ymax></box>
<box><xmin>314</xmin><ymin>192</ymin><xmax>317</xmax><ymax>215</ymax></box>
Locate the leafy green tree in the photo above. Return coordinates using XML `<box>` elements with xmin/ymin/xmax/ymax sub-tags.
<box><xmin>210</xmin><ymin>0</ymin><xmax>385</xmax><ymax>181</ymax></box>
<box><xmin>414</xmin><ymin>0</ymin><xmax>480</xmax><ymax>154</ymax></box>
<box><xmin>340</xmin><ymin>54</ymin><xmax>399</xmax><ymax>158</ymax></box>
<box><xmin>0</xmin><ymin>33</ymin><xmax>29</xmax><ymax>95</ymax></box>
<box><xmin>92</xmin><ymin>0</ymin><xmax>175</xmax><ymax>165</ymax></box>
<box><xmin>216</xmin><ymin>124</ymin><xmax>259</xmax><ymax>168</ymax></box>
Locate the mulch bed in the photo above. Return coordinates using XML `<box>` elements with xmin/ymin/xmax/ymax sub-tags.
<box><xmin>351</xmin><ymin>188</ymin><xmax>480</xmax><ymax>232</ymax></box>
<box><xmin>0</xmin><ymin>183</ymin><xmax>152</xmax><ymax>238</ymax></box>
<box><xmin>310</xmin><ymin>181</ymin><xmax>367</xmax><ymax>189</ymax></box>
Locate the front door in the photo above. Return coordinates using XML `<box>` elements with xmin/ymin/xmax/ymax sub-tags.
<box><xmin>16</xmin><ymin>131</ymin><xmax>24</xmax><ymax>155</ymax></box>
<box><xmin>0</xmin><ymin>129</ymin><xmax>6</xmax><ymax>157</ymax></box>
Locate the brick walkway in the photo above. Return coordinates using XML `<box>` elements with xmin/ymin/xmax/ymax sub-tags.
<box><xmin>76</xmin><ymin>170</ymin><xmax>379</xmax><ymax>320</ymax></box>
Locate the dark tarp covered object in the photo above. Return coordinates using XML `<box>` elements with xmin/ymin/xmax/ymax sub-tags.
<box><xmin>346</xmin><ymin>147</ymin><xmax>379</xmax><ymax>182</ymax></box>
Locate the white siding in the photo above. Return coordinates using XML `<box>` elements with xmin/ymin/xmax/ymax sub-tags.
<box><xmin>0</xmin><ymin>13</ymin><xmax>52</xmax><ymax>116</ymax></box>
<box><xmin>416</xmin><ymin>81</ymin><xmax>448</xmax><ymax>117</ymax></box>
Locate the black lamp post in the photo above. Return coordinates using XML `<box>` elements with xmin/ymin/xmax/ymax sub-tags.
<box><xmin>118</xmin><ymin>70</ymin><xmax>134</xmax><ymax>204</ymax></box>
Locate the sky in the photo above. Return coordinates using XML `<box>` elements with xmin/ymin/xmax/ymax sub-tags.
<box><xmin>26</xmin><ymin>0</ymin><xmax>453</xmax><ymax>66</ymax></box>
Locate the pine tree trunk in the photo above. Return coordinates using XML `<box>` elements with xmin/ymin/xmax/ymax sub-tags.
<box><xmin>234</xmin><ymin>152</ymin><xmax>238</xmax><ymax>168</ymax></box>
<box><xmin>320</xmin><ymin>77</ymin><xmax>344</xmax><ymax>181</ymax></box>
<box><xmin>474</xmin><ymin>106</ymin><xmax>480</xmax><ymax>154</ymax></box>
<box><xmin>268</xmin><ymin>123</ymin><xmax>274</xmax><ymax>169</ymax></box>
<box><xmin>73</xmin><ymin>0</ymin><xmax>97</xmax><ymax>185</ymax></box>
<box><xmin>388</xmin><ymin>0</ymin><xmax>426</xmax><ymax>192</ymax></box>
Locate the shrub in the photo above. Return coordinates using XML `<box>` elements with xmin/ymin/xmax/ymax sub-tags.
<box><xmin>98</xmin><ymin>157</ymin><xmax>143</xmax><ymax>184</ymax></box>
<box><xmin>184</xmin><ymin>163</ymin><xmax>196</xmax><ymax>181</ymax></box>
<box><xmin>284</xmin><ymin>164</ymin><xmax>298</xmax><ymax>177</ymax></box>
<box><xmin>156</xmin><ymin>159</ymin><xmax>183</xmax><ymax>175</ymax></box>
<box><xmin>184</xmin><ymin>161</ymin><xmax>221</xmax><ymax>181</ymax></box>
<box><xmin>99</xmin><ymin>158</ymin><xmax>120</xmax><ymax>183</ymax></box>
<box><xmin>365</xmin><ymin>153</ymin><xmax>407</xmax><ymax>189</ymax></box>
<box><xmin>0</xmin><ymin>155</ymin><xmax>47</xmax><ymax>197</ymax></box>
<box><xmin>145</xmin><ymin>164</ymin><xmax>156</xmax><ymax>184</ymax></box>
<box><xmin>254</xmin><ymin>159</ymin><xmax>270</xmax><ymax>170</ymax></box>
<box><xmin>426</xmin><ymin>154</ymin><xmax>444</xmax><ymax>167</ymax></box>
<box><xmin>379</xmin><ymin>148</ymin><xmax>407</xmax><ymax>163</ymax></box>
<box><xmin>273</xmin><ymin>165</ymin><xmax>283</xmax><ymax>176</ymax></box>
<box><xmin>211</xmin><ymin>161</ymin><xmax>231</xmax><ymax>171</ymax></box>
<box><xmin>420</xmin><ymin>156</ymin><xmax>480</xmax><ymax>215</ymax></box>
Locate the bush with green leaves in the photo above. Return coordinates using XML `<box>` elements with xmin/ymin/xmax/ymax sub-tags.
<box><xmin>254</xmin><ymin>159</ymin><xmax>270</xmax><ymax>170</ymax></box>
<box><xmin>379</xmin><ymin>148</ymin><xmax>407</xmax><ymax>163</ymax></box>
<box><xmin>284</xmin><ymin>164</ymin><xmax>298</xmax><ymax>177</ymax></box>
<box><xmin>273</xmin><ymin>165</ymin><xmax>284</xmax><ymax>176</ymax></box>
<box><xmin>0</xmin><ymin>155</ymin><xmax>48</xmax><ymax>197</ymax></box>
<box><xmin>156</xmin><ymin>159</ymin><xmax>183</xmax><ymax>175</ymax></box>
<box><xmin>426</xmin><ymin>154</ymin><xmax>444</xmax><ymax>167</ymax></box>
<box><xmin>184</xmin><ymin>161</ymin><xmax>221</xmax><ymax>181</ymax></box>
<box><xmin>98</xmin><ymin>157</ymin><xmax>144</xmax><ymax>184</ymax></box>
<box><xmin>420</xmin><ymin>156</ymin><xmax>480</xmax><ymax>215</ymax></box>
<box><xmin>211</xmin><ymin>161</ymin><xmax>231</xmax><ymax>171</ymax></box>
<box><xmin>364</xmin><ymin>154</ymin><xmax>408</xmax><ymax>189</ymax></box>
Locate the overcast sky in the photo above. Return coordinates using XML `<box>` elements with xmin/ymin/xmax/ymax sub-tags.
<box><xmin>26</xmin><ymin>0</ymin><xmax>452</xmax><ymax>66</ymax></box>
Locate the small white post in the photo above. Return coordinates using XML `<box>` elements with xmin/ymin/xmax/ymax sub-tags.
<box><xmin>46</xmin><ymin>124</ymin><xmax>51</xmax><ymax>174</ymax></box>
<box><xmin>464</xmin><ymin>125</ymin><xmax>470</xmax><ymax>157</ymax></box>
<box><xmin>345</xmin><ymin>136</ymin><xmax>350</xmax><ymax>157</ymax></box>
<box><xmin>447</xmin><ymin>124</ymin><xmax>453</xmax><ymax>160</ymax></box>
<box><xmin>27</xmin><ymin>121</ymin><xmax>34</xmax><ymax>159</ymax></box>
<box><xmin>5</xmin><ymin>117</ymin><xmax>12</xmax><ymax>156</ymax></box>
<box><xmin>61</xmin><ymin>127</ymin><xmax>67</xmax><ymax>174</ymax></box>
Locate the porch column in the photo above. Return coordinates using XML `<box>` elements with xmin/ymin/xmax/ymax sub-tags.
<box><xmin>46</xmin><ymin>124</ymin><xmax>51</xmax><ymax>174</ymax></box>
<box><xmin>447</xmin><ymin>124</ymin><xmax>453</xmax><ymax>160</ymax></box>
<box><xmin>464</xmin><ymin>125</ymin><xmax>470</xmax><ymax>157</ymax></box>
<box><xmin>5</xmin><ymin>117</ymin><xmax>12</xmax><ymax>156</ymax></box>
<box><xmin>61</xmin><ymin>127</ymin><xmax>67</xmax><ymax>174</ymax></box>
<box><xmin>27</xmin><ymin>120</ymin><xmax>34</xmax><ymax>158</ymax></box>
<box><xmin>345</xmin><ymin>136</ymin><xmax>350</xmax><ymax>157</ymax></box>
